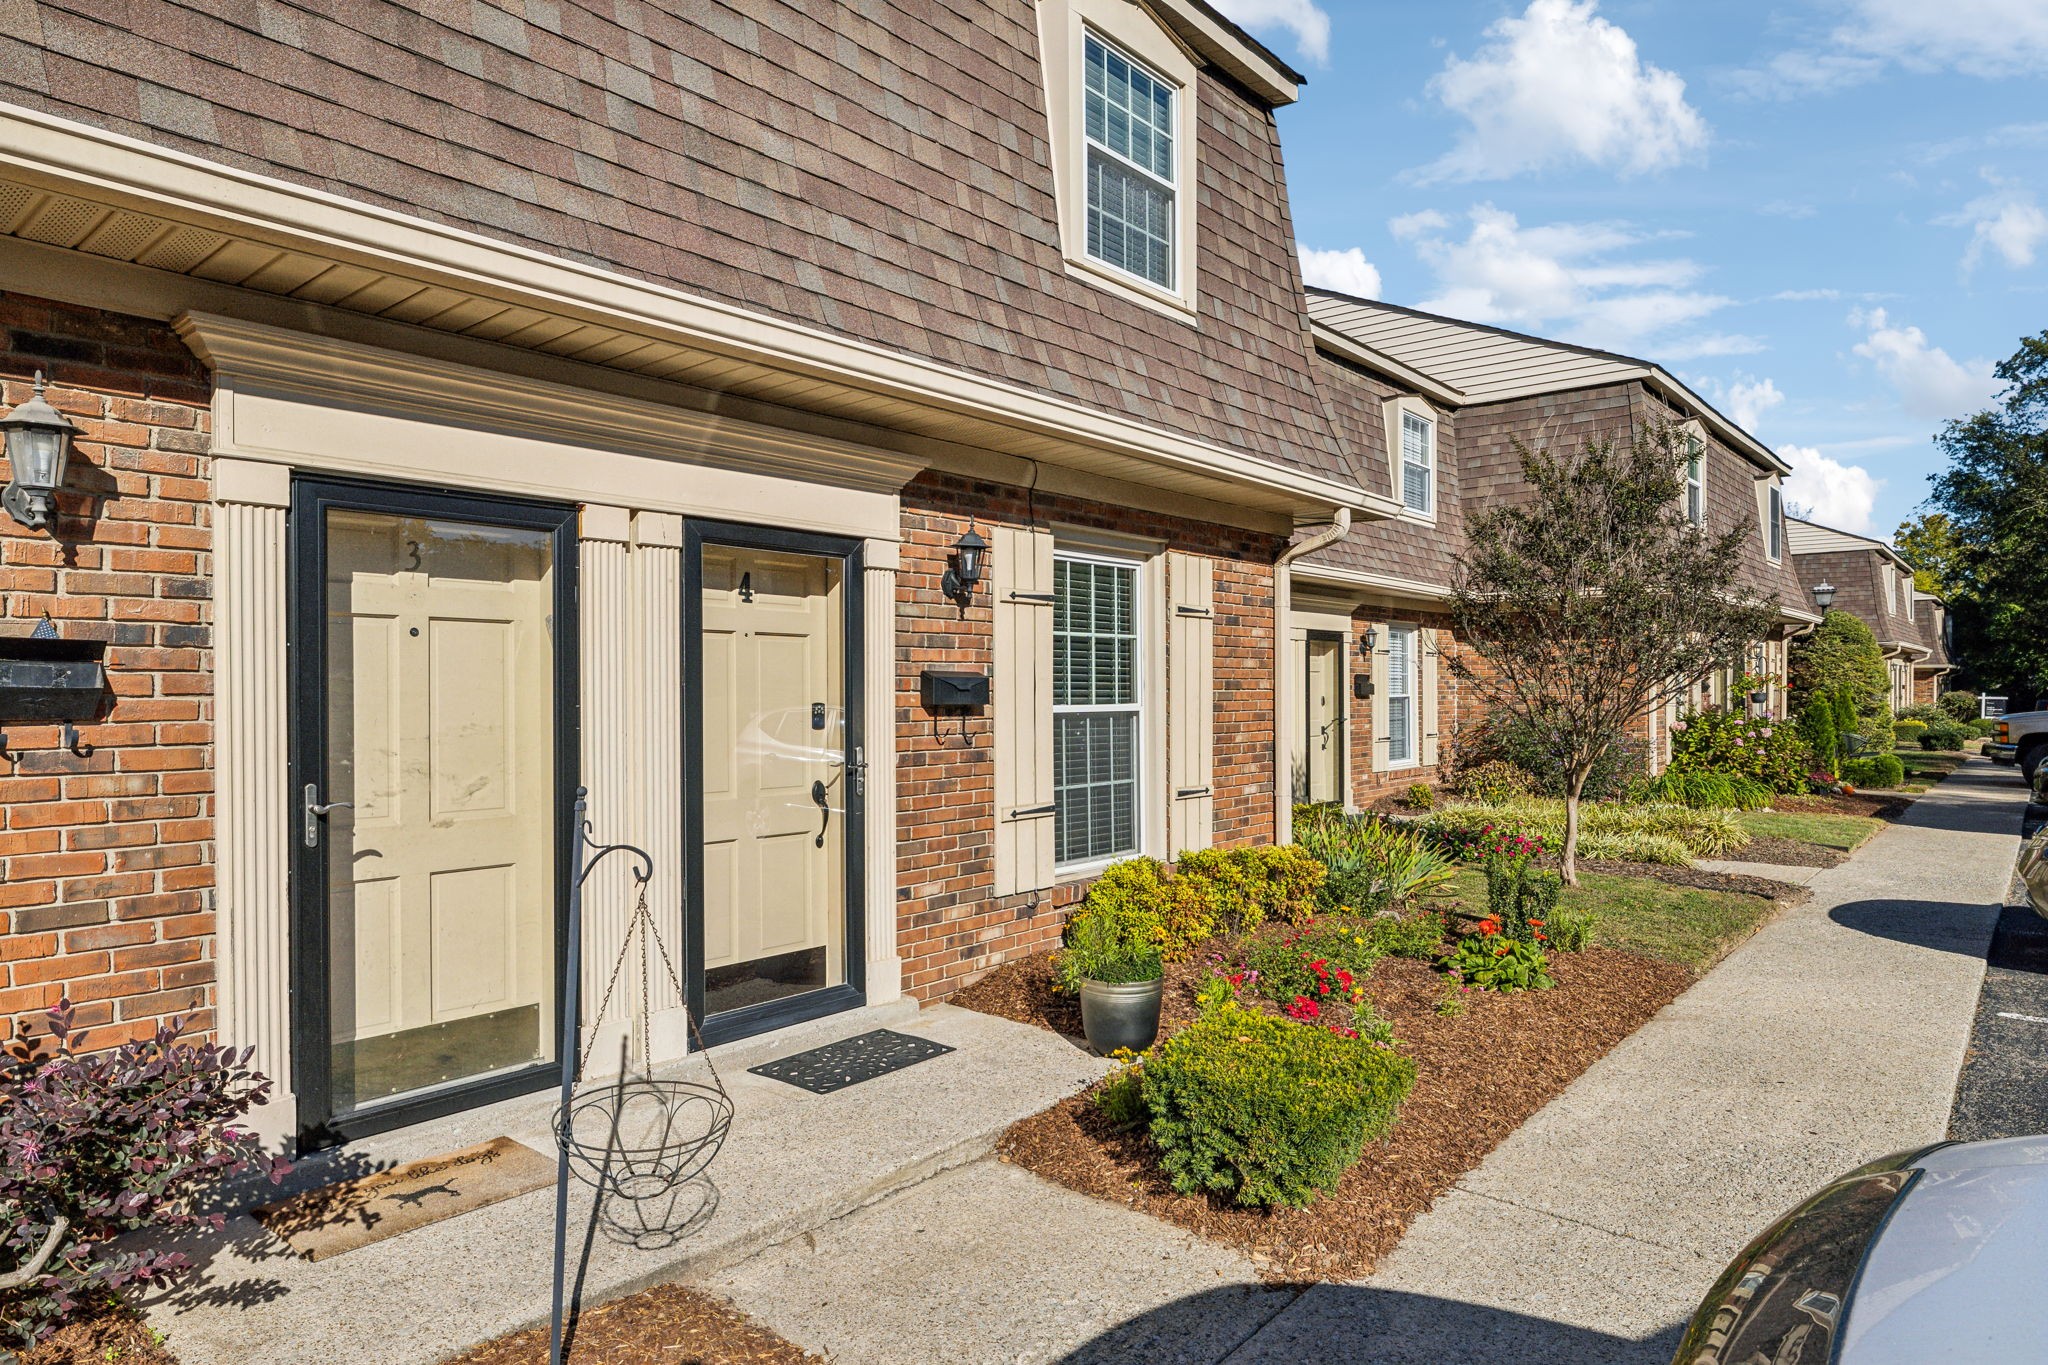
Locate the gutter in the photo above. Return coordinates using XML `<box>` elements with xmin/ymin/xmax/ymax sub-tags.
<box><xmin>1272</xmin><ymin>508</ymin><xmax>1352</xmax><ymax>844</ymax></box>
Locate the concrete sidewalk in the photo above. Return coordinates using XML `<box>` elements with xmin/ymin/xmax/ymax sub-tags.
<box><xmin>708</xmin><ymin>761</ymin><xmax>2020</xmax><ymax>1364</ymax></box>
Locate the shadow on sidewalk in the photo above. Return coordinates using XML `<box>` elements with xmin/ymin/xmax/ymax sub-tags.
<box><xmin>1827</xmin><ymin>897</ymin><xmax>2004</xmax><ymax>957</ymax></box>
<box><xmin>1053</xmin><ymin>1283</ymin><xmax>1683</xmax><ymax>1365</ymax></box>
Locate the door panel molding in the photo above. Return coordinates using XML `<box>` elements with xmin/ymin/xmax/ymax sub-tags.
<box><xmin>287</xmin><ymin>475</ymin><xmax>579</xmax><ymax>1149</ymax></box>
<box><xmin>683</xmin><ymin>520</ymin><xmax>867</xmax><ymax>1050</ymax></box>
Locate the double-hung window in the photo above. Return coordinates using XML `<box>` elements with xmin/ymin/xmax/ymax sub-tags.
<box><xmin>1685</xmin><ymin>437</ymin><xmax>1705</xmax><ymax>528</ymax></box>
<box><xmin>1385</xmin><ymin>625</ymin><xmax>1418</xmax><ymax>767</ymax></box>
<box><xmin>1400</xmin><ymin>411</ymin><xmax>1435</xmax><ymax>516</ymax></box>
<box><xmin>1053</xmin><ymin>553</ymin><xmax>1142</xmax><ymax>867</ymax></box>
<box><xmin>1083</xmin><ymin>33</ymin><xmax>1176</xmax><ymax>291</ymax></box>
<box><xmin>1767</xmin><ymin>485</ymin><xmax>1784</xmax><ymax>560</ymax></box>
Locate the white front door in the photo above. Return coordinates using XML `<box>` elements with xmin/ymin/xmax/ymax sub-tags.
<box><xmin>1304</xmin><ymin>634</ymin><xmax>1345</xmax><ymax>804</ymax></box>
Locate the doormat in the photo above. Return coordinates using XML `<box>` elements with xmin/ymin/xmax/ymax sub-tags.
<box><xmin>255</xmin><ymin>1136</ymin><xmax>555</xmax><ymax>1261</ymax></box>
<box><xmin>748</xmin><ymin>1029</ymin><xmax>956</xmax><ymax>1094</ymax></box>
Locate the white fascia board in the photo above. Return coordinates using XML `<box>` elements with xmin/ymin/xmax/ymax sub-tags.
<box><xmin>1288</xmin><ymin>561</ymin><xmax>1451</xmax><ymax>605</ymax></box>
<box><xmin>0</xmin><ymin>102</ymin><xmax>1367</xmax><ymax>515</ymax></box>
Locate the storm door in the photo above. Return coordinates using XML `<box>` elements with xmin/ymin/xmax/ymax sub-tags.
<box><xmin>289</xmin><ymin>479</ymin><xmax>576</xmax><ymax>1146</ymax></box>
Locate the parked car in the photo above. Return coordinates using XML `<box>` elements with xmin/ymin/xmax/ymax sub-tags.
<box><xmin>1672</xmin><ymin>1135</ymin><xmax>2048</xmax><ymax>1364</ymax></box>
<box><xmin>1985</xmin><ymin>708</ymin><xmax>2048</xmax><ymax>779</ymax></box>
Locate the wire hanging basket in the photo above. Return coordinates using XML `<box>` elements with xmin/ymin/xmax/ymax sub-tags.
<box><xmin>553</xmin><ymin>879</ymin><xmax>733</xmax><ymax>1201</ymax></box>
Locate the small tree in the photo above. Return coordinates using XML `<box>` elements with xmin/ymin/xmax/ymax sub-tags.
<box><xmin>1449</xmin><ymin>426</ymin><xmax>1777</xmax><ymax>883</ymax></box>
<box><xmin>1793</xmin><ymin>610</ymin><xmax>1888</xmax><ymax>728</ymax></box>
<box><xmin>1939</xmin><ymin>689</ymin><xmax>1980</xmax><ymax>723</ymax></box>
<box><xmin>1832</xmin><ymin>684</ymin><xmax>1859</xmax><ymax>747</ymax></box>
<box><xmin>1798</xmin><ymin>694</ymin><xmax>1839</xmax><ymax>777</ymax></box>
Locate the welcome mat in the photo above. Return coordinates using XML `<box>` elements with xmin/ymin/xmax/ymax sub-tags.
<box><xmin>256</xmin><ymin>1136</ymin><xmax>555</xmax><ymax>1261</ymax></box>
<box><xmin>748</xmin><ymin>1028</ymin><xmax>955</xmax><ymax>1094</ymax></box>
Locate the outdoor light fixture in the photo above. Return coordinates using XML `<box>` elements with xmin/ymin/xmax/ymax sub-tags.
<box><xmin>942</xmin><ymin>523</ymin><xmax>988</xmax><ymax>601</ymax></box>
<box><xmin>1</xmin><ymin>373</ymin><xmax>76</xmax><ymax>532</ymax></box>
<box><xmin>1359</xmin><ymin>625</ymin><xmax>1378</xmax><ymax>655</ymax></box>
<box><xmin>1812</xmin><ymin>580</ymin><xmax>1836</xmax><ymax>611</ymax></box>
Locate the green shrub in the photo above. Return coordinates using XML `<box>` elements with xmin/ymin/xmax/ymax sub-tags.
<box><xmin>1173</xmin><ymin>845</ymin><xmax>1325</xmax><ymax>939</ymax></box>
<box><xmin>1798</xmin><ymin>695</ymin><xmax>1840</xmax><ymax>778</ymax></box>
<box><xmin>1483</xmin><ymin>848</ymin><xmax>1561</xmax><ymax>942</ymax></box>
<box><xmin>1969</xmin><ymin>717</ymin><xmax>2000</xmax><ymax>737</ymax></box>
<box><xmin>1842</xmin><ymin>754</ymin><xmax>1905</xmax><ymax>789</ymax></box>
<box><xmin>1294</xmin><ymin>812</ymin><xmax>1456</xmax><ymax>913</ymax></box>
<box><xmin>1142</xmin><ymin>1001</ymin><xmax>1415</xmax><ymax>1208</ymax></box>
<box><xmin>1640</xmin><ymin>769</ymin><xmax>1774</xmax><ymax>810</ymax></box>
<box><xmin>1667</xmin><ymin>708</ymin><xmax>1813</xmax><ymax>792</ymax></box>
<box><xmin>1832</xmin><ymin>684</ymin><xmax>1859</xmax><ymax>746</ymax></box>
<box><xmin>1240</xmin><ymin>920</ymin><xmax>1382</xmax><ymax>1007</ymax></box>
<box><xmin>1094</xmin><ymin>1061</ymin><xmax>1149</xmax><ymax>1128</ymax></box>
<box><xmin>1054</xmin><ymin>886</ymin><xmax>1165</xmax><ymax>993</ymax></box>
<box><xmin>1442</xmin><ymin>933</ymin><xmax>1555</xmax><ymax>991</ymax></box>
<box><xmin>1545</xmin><ymin>901</ymin><xmax>1598</xmax><ymax>952</ymax></box>
<box><xmin>1899</xmin><ymin>703</ymin><xmax>1945</xmax><ymax>723</ymax></box>
<box><xmin>1405</xmin><ymin>782</ymin><xmax>1435</xmax><ymax>810</ymax></box>
<box><xmin>1791</xmin><ymin>610</ymin><xmax>1890</xmax><ymax>735</ymax></box>
<box><xmin>1418</xmin><ymin>797</ymin><xmax>1747</xmax><ymax>863</ymax></box>
<box><xmin>1355</xmin><ymin>907</ymin><xmax>1449</xmax><ymax>959</ymax></box>
<box><xmin>1918</xmin><ymin>717</ymin><xmax>1967</xmax><ymax>751</ymax></box>
<box><xmin>1939</xmin><ymin>690</ymin><xmax>1980</xmax><ymax>723</ymax></box>
<box><xmin>1893</xmin><ymin>719</ymin><xmax>1929</xmax><ymax>744</ymax></box>
<box><xmin>1450</xmin><ymin>758</ymin><xmax>1536</xmax><ymax>804</ymax></box>
<box><xmin>1452</xmin><ymin>714</ymin><xmax>1648</xmax><ymax>802</ymax></box>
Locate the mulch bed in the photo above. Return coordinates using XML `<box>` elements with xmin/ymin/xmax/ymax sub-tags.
<box><xmin>1578</xmin><ymin>855</ymin><xmax>1825</xmax><ymax>894</ymax></box>
<box><xmin>21</xmin><ymin>1309</ymin><xmax>177</xmax><ymax>1365</ymax></box>
<box><xmin>988</xmin><ymin>945</ymin><xmax>1691</xmax><ymax>1281</ymax></box>
<box><xmin>1773</xmin><ymin>791</ymin><xmax>1913</xmax><ymax>821</ymax></box>
<box><xmin>445</xmin><ymin>1284</ymin><xmax>822</xmax><ymax>1365</ymax></box>
<box><xmin>1718</xmin><ymin>834</ymin><xmax>1846</xmax><ymax>869</ymax></box>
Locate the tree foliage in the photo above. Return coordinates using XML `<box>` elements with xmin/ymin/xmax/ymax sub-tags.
<box><xmin>1449</xmin><ymin>426</ymin><xmax>1777</xmax><ymax>883</ymax></box>
<box><xmin>1925</xmin><ymin>331</ymin><xmax>2048</xmax><ymax>698</ymax></box>
<box><xmin>1790</xmin><ymin>610</ymin><xmax>1890</xmax><ymax>745</ymax></box>
<box><xmin>1893</xmin><ymin>512</ymin><xmax>1964</xmax><ymax>597</ymax></box>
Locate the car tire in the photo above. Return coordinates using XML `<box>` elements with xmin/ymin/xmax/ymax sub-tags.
<box><xmin>2025</xmin><ymin>745</ymin><xmax>2046</xmax><ymax>784</ymax></box>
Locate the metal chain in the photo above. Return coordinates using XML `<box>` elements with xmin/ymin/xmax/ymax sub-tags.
<box><xmin>573</xmin><ymin>879</ymin><xmax>730</xmax><ymax>1100</ymax></box>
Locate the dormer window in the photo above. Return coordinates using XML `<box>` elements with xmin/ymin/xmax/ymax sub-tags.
<box><xmin>1084</xmin><ymin>34</ymin><xmax>1176</xmax><ymax>290</ymax></box>
<box><xmin>1767</xmin><ymin>485</ymin><xmax>1784</xmax><ymax>561</ymax></box>
<box><xmin>1684</xmin><ymin>434</ymin><xmax>1705</xmax><ymax>528</ymax></box>
<box><xmin>1400</xmin><ymin>411</ymin><xmax>1435</xmax><ymax>515</ymax></box>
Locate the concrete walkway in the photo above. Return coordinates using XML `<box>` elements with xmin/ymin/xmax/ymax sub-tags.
<box><xmin>710</xmin><ymin>760</ymin><xmax>2020</xmax><ymax>1364</ymax></box>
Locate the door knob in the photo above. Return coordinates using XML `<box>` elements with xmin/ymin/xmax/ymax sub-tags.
<box><xmin>303</xmin><ymin>783</ymin><xmax>354</xmax><ymax>849</ymax></box>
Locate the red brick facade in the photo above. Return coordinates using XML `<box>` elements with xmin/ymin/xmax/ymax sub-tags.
<box><xmin>0</xmin><ymin>293</ymin><xmax>215</xmax><ymax>1051</ymax></box>
<box><xmin>894</xmin><ymin>471</ymin><xmax>1284</xmax><ymax>1001</ymax></box>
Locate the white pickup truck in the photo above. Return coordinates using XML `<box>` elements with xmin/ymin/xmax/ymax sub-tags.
<box><xmin>1987</xmin><ymin>710</ymin><xmax>2048</xmax><ymax>780</ymax></box>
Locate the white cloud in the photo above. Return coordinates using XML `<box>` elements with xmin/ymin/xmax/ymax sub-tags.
<box><xmin>1413</xmin><ymin>0</ymin><xmax>1708</xmax><ymax>183</ymax></box>
<box><xmin>1780</xmin><ymin>444</ymin><xmax>1884</xmax><ymax>535</ymax></box>
<box><xmin>1939</xmin><ymin>187</ymin><xmax>2048</xmax><ymax>271</ymax></box>
<box><xmin>1848</xmin><ymin>308</ymin><xmax>2000</xmax><ymax>420</ymax></box>
<box><xmin>1390</xmin><ymin>203</ymin><xmax>1736</xmax><ymax>357</ymax></box>
<box><xmin>1699</xmin><ymin>375</ymin><xmax>1785</xmax><ymax>433</ymax></box>
<box><xmin>1298</xmin><ymin>246</ymin><xmax>1381</xmax><ymax>299</ymax></box>
<box><xmin>1759</xmin><ymin>201</ymin><xmax>1819</xmax><ymax>220</ymax></box>
<box><xmin>1211</xmin><ymin>0</ymin><xmax>1331</xmax><ymax>65</ymax></box>
<box><xmin>1735</xmin><ymin>0</ymin><xmax>2048</xmax><ymax>96</ymax></box>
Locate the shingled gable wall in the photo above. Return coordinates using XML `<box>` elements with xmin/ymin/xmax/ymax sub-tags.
<box><xmin>0</xmin><ymin>291</ymin><xmax>215</xmax><ymax>1052</ymax></box>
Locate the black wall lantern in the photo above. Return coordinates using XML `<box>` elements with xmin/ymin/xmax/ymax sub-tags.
<box><xmin>1358</xmin><ymin>625</ymin><xmax>1378</xmax><ymax>656</ymax></box>
<box><xmin>942</xmin><ymin>522</ymin><xmax>988</xmax><ymax>602</ymax></box>
<box><xmin>1812</xmin><ymin>580</ymin><xmax>1836</xmax><ymax>611</ymax></box>
<box><xmin>1</xmin><ymin>372</ymin><xmax>77</xmax><ymax>532</ymax></box>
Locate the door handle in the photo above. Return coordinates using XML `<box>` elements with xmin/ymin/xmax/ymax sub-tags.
<box><xmin>810</xmin><ymin>779</ymin><xmax>830</xmax><ymax>848</ymax></box>
<box><xmin>303</xmin><ymin>783</ymin><xmax>353</xmax><ymax>849</ymax></box>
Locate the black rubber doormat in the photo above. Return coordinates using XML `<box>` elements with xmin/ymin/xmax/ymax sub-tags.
<box><xmin>748</xmin><ymin>1029</ymin><xmax>956</xmax><ymax>1094</ymax></box>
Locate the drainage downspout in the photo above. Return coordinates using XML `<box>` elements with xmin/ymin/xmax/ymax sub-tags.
<box><xmin>1273</xmin><ymin>508</ymin><xmax>1352</xmax><ymax>846</ymax></box>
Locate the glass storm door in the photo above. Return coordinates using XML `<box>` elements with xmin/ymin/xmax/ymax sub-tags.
<box><xmin>291</xmin><ymin>480</ymin><xmax>575</xmax><ymax>1145</ymax></box>
<box><xmin>1304</xmin><ymin>633</ymin><xmax>1344</xmax><ymax>805</ymax></box>
<box><xmin>686</xmin><ymin>525</ymin><xmax>865</xmax><ymax>1047</ymax></box>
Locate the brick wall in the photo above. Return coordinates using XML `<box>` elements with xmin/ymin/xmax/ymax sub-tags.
<box><xmin>0</xmin><ymin>292</ymin><xmax>214</xmax><ymax>1052</ymax></box>
<box><xmin>894</xmin><ymin>470</ymin><xmax>1282</xmax><ymax>1001</ymax></box>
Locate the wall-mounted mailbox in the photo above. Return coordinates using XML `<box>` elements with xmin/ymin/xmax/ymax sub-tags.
<box><xmin>1353</xmin><ymin>674</ymin><xmax>1374</xmax><ymax>701</ymax></box>
<box><xmin>0</xmin><ymin>637</ymin><xmax>107</xmax><ymax>722</ymax></box>
<box><xmin>921</xmin><ymin>670</ymin><xmax>990</xmax><ymax>709</ymax></box>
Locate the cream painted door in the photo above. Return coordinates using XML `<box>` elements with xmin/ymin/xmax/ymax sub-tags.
<box><xmin>1305</xmin><ymin>635</ymin><xmax>1345</xmax><ymax>805</ymax></box>
<box><xmin>320</xmin><ymin>508</ymin><xmax>558</xmax><ymax>1118</ymax></box>
<box><xmin>698</xmin><ymin>545</ymin><xmax>847</xmax><ymax>1019</ymax></box>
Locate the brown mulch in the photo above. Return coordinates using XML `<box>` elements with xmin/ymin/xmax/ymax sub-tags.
<box><xmin>1578</xmin><ymin>857</ymin><xmax>1820</xmax><ymax>898</ymax></box>
<box><xmin>993</xmin><ymin>946</ymin><xmax>1690</xmax><ymax>1281</ymax></box>
<box><xmin>444</xmin><ymin>1284</ymin><xmax>823</xmax><ymax>1365</ymax></box>
<box><xmin>1718</xmin><ymin>834</ymin><xmax>1846</xmax><ymax>869</ymax></box>
<box><xmin>950</xmin><ymin>950</ymin><xmax>1222</xmax><ymax>1040</ymax></box>
<box><xmin>1772</xmin><ymin>791</ymin><xmax>1913</xmax><ymax>821</ymax></box>
<box><xmin>21</xmin><ymin>1309</ymin><xmax>178</xmax><ymax>1365</ymax></box>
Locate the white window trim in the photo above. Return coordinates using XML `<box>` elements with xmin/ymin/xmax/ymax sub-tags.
<box><xmin>1766</xmin><ymin>483</ymin><xmax>1784</xmax><ymax>562</ymax></box>
<box><xmin>1035</xmin><ymin>0</ymin><xmax>1201</xmax><ymax>322</ymax></box>
<box><xmin>1382</xmin><ymin>396</ymin><xmax>1441</xmax><ymax>526</ymax></box>
<box><xmin>1680</xmin><ymin>421</ymin><xmax>1706</xmax><ymax>529</ymax></box>
<box><xmin>1384</xmin><ymin>623</ymin><xmax>1421</xmax><ymax>770</ymax></box>
<box><xmin>1051</xmin><ymin>539</ymin><xmax>1167</xmax><ymax>879</ymax></box>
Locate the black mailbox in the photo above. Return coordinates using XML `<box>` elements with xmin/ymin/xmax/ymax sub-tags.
<box><xmin>921</xmin><ymin>670</ymin><xmax>990</xmax><ymax>709</ymax></box>
<box><xmin>0</xmin><ymin>637</ymin><xmax>108</xmax><ymax>722</ymax></box>
<box><xmin>1353</xmin><ymin>674</ymin><xmax>1374</xmax><ymax>700</ymax></box>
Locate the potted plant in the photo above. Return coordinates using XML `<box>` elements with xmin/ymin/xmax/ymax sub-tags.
<box><xmin>1056</xmin><ymin>903</ymin><xmax>1165</xmax><ymax>1055</ymax></box>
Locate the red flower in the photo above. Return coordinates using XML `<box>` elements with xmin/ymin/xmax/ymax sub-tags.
<box><xmin>1534</xmin><ymin>932</ymin><xmax>1547</xmax><ymax>941</ymax></box>
<box><xmin>1286</xmin><ymin>996</ymin><xmax>1321</xmax><ymax>1019</ymax></box>
<box><xmin>1494</xmin><ymin>946</ymin><xmax>1510</xmax><ymax>957</ymax></box>
<box><xmin>1336</xmin><ymin>968</ymin><xmax>1354</xmax><ymax>988</ymax></box>
<box><xmin>1308</xmin><ymin>958</ymin><xmax>1329</xmax><ymax>974</ymax></box>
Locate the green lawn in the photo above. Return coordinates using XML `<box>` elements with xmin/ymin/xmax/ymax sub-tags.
<box><xmin>1736</xmin><ymin>809</ymin><xmax>1884</xmax><ymax>852</ymax></box>
<box><xmin>1894</xmin><ymin>748</ymin><xmax>1968</xmax><ymax>790</ymax></box>
<box><xmin>1445</xmin><ymin>867</ymin><xmax>1779</xmax><ymax>974</ymax></box>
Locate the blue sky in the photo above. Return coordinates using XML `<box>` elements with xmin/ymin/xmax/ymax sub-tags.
<box><xmin>1213</xmin><ymin>0</ymin><xmax>2048</xmax><ymax>538</ymax></box>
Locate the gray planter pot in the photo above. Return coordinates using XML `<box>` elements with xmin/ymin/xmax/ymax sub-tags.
<box><xmin>1078</xmin><ymin>977</ymin><xmax>1163</xmax><ymax>1056</ymax></box>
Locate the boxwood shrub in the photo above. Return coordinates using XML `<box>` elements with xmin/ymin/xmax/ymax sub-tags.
<box><xmin>1143</xmin><ymin>1001</ymin><xmax>1415</xmax><ymax>1209</ymax></box>
<box><xmin>1842</xmin><ymin>753</ymin><xmax>1905</xmax><ymax>790</ymax></box>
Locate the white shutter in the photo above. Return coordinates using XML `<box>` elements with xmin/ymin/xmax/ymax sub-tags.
<box><xmin>1368</xmin><ymin>623</ymin><xmax>1388</xmax><ymax>773</ymax></box>
<box><xmin>1420</xmin><ymin>627</ymin><xmax>1441</xmax><ymax>768</ymax></box>
<box><xmin>993</xmin><ymin>526</ymin><xmax>1055</xmax><ymax>897</ymax></box>
<box><xmin>1167</xmin><ymin>552</ymin><xmax>1214</xmax><ymax>853</ymax></box>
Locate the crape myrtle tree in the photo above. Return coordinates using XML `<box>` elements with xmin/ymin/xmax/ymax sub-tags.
<box><xmin>1449</xmin><ymin>426</ymin><xmax>1778</xmax><ymax>884</ymax></box>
